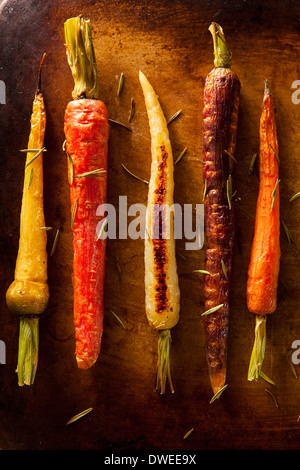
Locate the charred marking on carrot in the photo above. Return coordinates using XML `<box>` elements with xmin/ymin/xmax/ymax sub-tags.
<box><xmin>152</xmin><ymin>144</ymin><xmax>169</xmax><ymax>313</ymax></box>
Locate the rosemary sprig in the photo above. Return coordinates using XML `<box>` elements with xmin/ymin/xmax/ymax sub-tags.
<box><xmin>50</xmin><ymin>228</ymin><xmax>60</xmax><ymax>257</ymax></box>
<box><xmin>121</xmin><ymin>163</ymin><xmax>149</xmax><ymax>184</ymax></box>
<box><xmin>115</xmin><ymin>258</ymin><xmax>122</xmax><ymax>281</ymax></box>
<box><xmin>128</xmin><ymin>98</ymin><xmax>135</xmax><ymax>123</ymax></box>
<box><xmin>74</xmin><ymin>168</ymin><xmax>105</xmax><ymax>178</ymax></box>
<box><xmin>20</xmin><ymin>148</ymin><xmax>46</xmax><ymax>152</ymax></box>
<box><xmin>282</xmin><ymin>219</ymin><xmax>295</xmax><ymax>244</ymax></box>
<box><xmin>203</xmin><ymin>179</ymin><xmax>207</xmax><ymax>201</ymax></box>
<box><xmin>259</xmin><ymin>370</ymin><xmax>275</xmax><ymax>385</ymax></box>
<box><xmin>289</xmin><ymin>192</ymin><xmax>300</xmax><ymax>202</ymax></box>
<box><xmin>175</xmin><ymin>147</ymin><xmax>187</xmax><ymax>165</ymax></box>
<box><xmin>193</xmin><ymin>269</ymin><xmax>210</xmax><ymax>275</ymax></box>
<box><xmin>24</xmin><ymin>147</ymin><xmax>46</xmax><ymax>168</ymax></box>
<box><xmin>96</xmin><ymin>218</ymin><xmax>108</xmax><ymax>243</ymax></box>
<box><xmin>167</xmin><ymin>109</ymin><xmax>182</xmax><ymax>125</ymax></box>
<box><xmin>67</xmin><ymin>152</ymin><xmax>74</xmax><ymax>185</ymax></box>
<box><xmin>269</xmin><ymin>143</ymin><xmax>280</xmax><ymax>165</ymax></box>
<box><xmin>289</xmin><ymin>356</ymin><xmax>298</xmax><ymax>379</ymax></box>
<box><xmin>183</xmin><ymin>428</ymin><xmax>194</xmax><ymax>440</ymax></box>
<box><xmin>227</xmin><ymin>175</ymin><xmax>233</xmax><ymax>209</ymax></box>
<box><xmin>106</xmin><ymin>306</ymin><xmax>125</xmax><ymax>329</ymax></box>
<box><xmin>248</xmin><ymin>152</ymin><xmax>257</xmax><ymax>175</ymax></box>
<box><xmin>67</xmin><ymin>407</ymin><xmax>93</xmax><ymax>425</ymax></box>
<box><xmin>71</xmin><ymin>199</ymin><xmax>78</xmax><ymax>229</ymax></box>
<box><xmin>117</xmin><ymin>72</ymin><xmax>124</xmax><ymax>97</ymax></box>
<box><xmin>108</xmin><ymin>118</ymin><xmax>132</xmax><ymax>132</ymax></box>
<box><xmin>202</xmin><ymin>303</ymin><xmax>224</xmax><ymax>316</ymax></box>
<box><xmin>224</xmin><ymin>149</ymin><xmax>237</xmax><ymax>163</ymax></box>
<box><xmin>27</xmin><ymin>167</ymin><xmax>33</xmax><ymax>189</ymax></box>
<box><xmin>209</xmin><ymin>384</ymin><xmax>228</xmax><ymax>403</ymax></box>
<box><xmin>265</xmin><ymin>388</ymin><xmax>279</xmax><ymax>408</ymax></box>
<box><xmin>221</xmin><ymin>259</ymin><xmax>227</xmax><ymax>279</ymax></box>
<box><xmin>271</xmin><ymin>178</ymin><xmax>280</xmax><ymax>211</ymax></box>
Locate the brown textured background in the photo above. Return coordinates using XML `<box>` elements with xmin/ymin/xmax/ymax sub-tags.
<box><xmin>0</xmin><ymin>0</ymin><xmax>300</xmax><ymax>451</ymax></box>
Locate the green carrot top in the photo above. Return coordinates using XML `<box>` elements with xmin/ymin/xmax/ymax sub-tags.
<box><xmin>208</xmin><ymin>22</ymin><xmax>232</xmax><ymax>69</ymax></box>
<box><xmin>64</xmin><ymin>15</ymin><xmax>100</xmax><ymax>100</ymax></box>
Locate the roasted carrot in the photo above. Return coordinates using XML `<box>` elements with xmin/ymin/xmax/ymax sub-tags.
<box><xmin>247</xmin><ymin>82</ymin><xmax>280</xmax><ymax>381</ymax></box>
<box><xmin>202</xmin><ymin>23</ymin><xmax>240</xmax><ymax>398</ymax></box>
<box><xmin>64</xmin><ymin>16</ymin><xmax>109</xmax><ymax>369</ymax></box>
<box><xmin>139</xmin><ymin>70</ymin><xmax>180</xmax><ymax>394</ymax></box>
<box><xmin>6</xmin><ymin>54</ymin><xmax>49</xmax><ymax>386</ymax></box>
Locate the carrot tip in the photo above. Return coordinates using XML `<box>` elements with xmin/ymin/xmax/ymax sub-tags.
<box><xmin>76</xmin><ymin>356</ymin><xmax>97</xmax><ymax>370</ymax></box>
<box><xmin>209</xmin><ymin>369</ymin><xmax>226</xmax><ymax>397</ymax></box>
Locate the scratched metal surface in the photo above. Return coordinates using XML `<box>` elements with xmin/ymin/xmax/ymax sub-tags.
<box><xmin>0</xmin><ymin>0</ymin><xmax>300</xmax><ymax>451</ymax></box>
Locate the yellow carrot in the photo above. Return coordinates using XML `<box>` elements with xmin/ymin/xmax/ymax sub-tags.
<box><xmin>6</xmin><ymin>55</ymin><xmax>49</xmax><ymax>386</ymax></box>
<box><xmin>139</xmin><ymin>71</ymin><xmax>180</xmax><ymax>393</ymax></box>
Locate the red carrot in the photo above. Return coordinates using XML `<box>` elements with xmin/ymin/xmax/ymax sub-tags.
<box><xmin>64</xmin><ymin>16</ymin><xmax>109</xmax><ymax>369</ymax></box>
<box><xmin>202</xmin><ymin>23</ymin><xmax>240</xmax><ymax>398</ymax></box>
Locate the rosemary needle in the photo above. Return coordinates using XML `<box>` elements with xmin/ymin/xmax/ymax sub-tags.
<box><xmin>67</xmin><ymin>407</ymin><xmax>93</xmax><ymax>425</ymax></box>
<box><xmin>128</xmin><ymin>98</ymin><xmax>135</xmax><ymax>123</ymax></box>
<box><xmin>209</xmin><ymin>384</ymin><xmax>228</xmax><ymax>403</ymax></box>
<box><xmin>117</xmin><ymin>72</ymin><xmax>124</xmax><ymax>97</ymax></box>
<box><xmin>121</xmin><ymin>163</ymin><xmax>149</xmax><ymax>184</ymax></box>
<box><xmin>167</xmin><ymin>109</ymin><xmax>182</xmax><ymax>125</ymax></box>
<box><xmin>183</xmin><ymin>428</ymin><xmax>194</xmax><ymax>440</ymax></box>
<box><xmin>67</xmin><ymin>152</ymin><xmax>74</xmax><ymax>185</ymax></box>
<box><xmin>25</xmin><ymin>147</ymin><xmax>46</xmax><ymax>168</ymax></box>
<box><xmin>71</xmin><ymin>199</ymin><xmax>78</xmax><ymax>229</ymax></box>
<box><xmin>202</xmin><ymin>304</ymin><xmax>224</xmax><ymax>316</ymax></box>
<box><xmin>265</xmin><ymin>388</ymin><xmax>279</xmax><ymax>408</ymax></box>
<box><xmin>108</xmin><ymin>118</ymin><xmax>132</xmax><ymax>132</ymax></box>
<box><xmin>289</xmin><ymin>191</ymin><xmax>300</xmax><ymax>202</ymax></box>
<box><xmin>50</xmin><ymin>228</ymin><xmax>60</xmax><ymax>257</ymax></box>
<box><xmin>193</xmin><ymin>269</ymin><xmax>210</xmax><ymax>275</ymax></box>
<box><xmin>221</xmin><ymin>259</ymin><xmax>227</xmax><ymax>279</ymax></box>
<box><xmin>175</xmin><ymin>147</ymin><xmax>187</xmax><ymax>165</ymax></box>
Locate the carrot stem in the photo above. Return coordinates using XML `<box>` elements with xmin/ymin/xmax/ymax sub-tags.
<box><xmin>64</xmin><ymin>16</ymin><xmax>99</xmax><ymax>100</ymax></box>
<box><xmin>208</xmin><ymin>22</ymin><xmax>232</xmax><ymax>68</ymax></box>
<box><xmin>247</xmin><ymin>315</ymin><xmax>267</xmax><ymax>381</ymax></box>
<box><xmin>155</xmin><ymin>329</ymin><xmax>174</xmax><ymax>394</ymax></box>
<box><xmin>17</xmin><ymin>317</ymin><xmax>39</xmax><ymax>386</ymax></box>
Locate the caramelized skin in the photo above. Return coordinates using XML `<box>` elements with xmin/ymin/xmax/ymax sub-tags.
<box><xmin>247</xmin><ymin>87</ymin><xmax>280</xmax><ymax>315</ymax></box>
<box><xmin>152</xmin><ymin>144</ymin><xmax>169</xmax><ymax>314</ymax></box>
<box><xmin>6</xmin><ymin>91</ymin><xmax>49</xmax><ymax>316</ymax></box>
<box><xmin>64</xmin><ymin>98</ymin><xmax>109</xmax><ymax>369</ymax></box>
<box><xmin>203</xmin><ymin>67</ymin><xmax>240</xmax><ymax>394</ymax></box>
<box><xmin>140</xmin><ymin>70</ymin><xmax>180</xmax><ymax>332</ymax></box>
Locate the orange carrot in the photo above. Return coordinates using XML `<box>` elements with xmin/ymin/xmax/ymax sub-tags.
<box><xmin>64</xmin><ymin>16</ymin><xmax>109</xmax><ymax>369</ymax></box>
<box><xmin>246</xmin><ymin>81</ymin><xmax>280</xmax><ymax>380</ymax></box>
